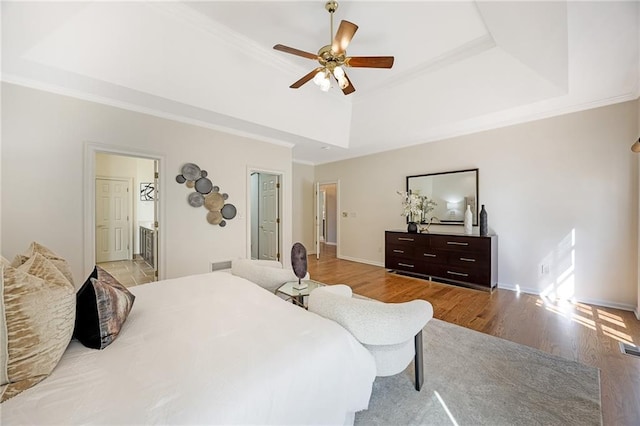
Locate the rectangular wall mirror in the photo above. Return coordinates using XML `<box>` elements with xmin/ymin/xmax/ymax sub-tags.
<box><xmin>406</xmin><ymin>168</ymin><xmax>479</xmax><ymax>225</ymax></box>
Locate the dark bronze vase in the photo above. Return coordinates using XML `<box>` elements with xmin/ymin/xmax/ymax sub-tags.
<box><xmin>407</xmin><ymin>222</ymin><xmax>418</xmax><ymax>233</ymax></box>
<box><xmin>479</xmin><ymin>205</ymin><xmax>488</xmax><ymax>236</ymax></box>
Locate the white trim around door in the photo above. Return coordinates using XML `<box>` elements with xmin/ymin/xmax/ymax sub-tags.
<box><xmin>84</xmin><ymin>142</ymin><xmax>166</xmax><ymax>280</ymax></box>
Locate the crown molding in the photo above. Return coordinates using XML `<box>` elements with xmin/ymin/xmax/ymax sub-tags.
<box><xmin>2</xmin><ymin>74</ymin><xmax>295</xmax><ymax>150</ymax></box>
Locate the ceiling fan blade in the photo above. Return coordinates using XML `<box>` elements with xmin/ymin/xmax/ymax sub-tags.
<box><xmin>290</xmin><ymin>67</ymin><xmax>323</xmax><ymax>89</ymax></box>
<box><xmin>331</xmin><ymin>20</ymin><xmax>358</xmax><ymax>55</ymax></box>
<box><xmin>334</xmin><ymin>71</ymin><xmax>356</xmax><ymax>95</ymax></box>
<box><xmin>346</xmin><ymin>56</ymin><xmax>395</xmax><ymax>68</ymax></box>
<box><xmin>273</xmin><ymin>44</ymin><xmax>318</xmax><ymax>60</ymax></box>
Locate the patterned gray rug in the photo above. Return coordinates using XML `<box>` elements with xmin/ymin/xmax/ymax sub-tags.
<box><xmin>356</xmin><ymin>319</ymin><xmax>601</xmax><ymax>426</ymax></box>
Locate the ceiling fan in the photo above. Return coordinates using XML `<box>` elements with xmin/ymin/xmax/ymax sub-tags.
<box><xmin>273</xmin><ymin>1</ymin><xmax>394</xmax><ymax>95</ymax></box>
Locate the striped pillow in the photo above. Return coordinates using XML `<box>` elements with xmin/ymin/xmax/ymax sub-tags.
<box><xmin>0</xmin><ymin>253</ymin><xmax>75</xmax><ymax>402</ymax></box>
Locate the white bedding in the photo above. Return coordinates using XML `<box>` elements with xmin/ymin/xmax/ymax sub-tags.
<box><xmin>1</xmin><ymin>272</ymin><xmax>376</xmax><ymax>425</ymax></box>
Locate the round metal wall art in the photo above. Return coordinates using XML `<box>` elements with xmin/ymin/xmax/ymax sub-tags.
<box><xmin>221</xmin><ymin>204</ymin><xmax>237</xmax><ymax>220</ymax></box>
<box><xmin>181</xmin><ymin>163</ymin><xmax>201</xmax><ymax>181</ymax></box>
<box><xmin>204</xmin><ymin>192</ymin><xmax>224</xmax><ymax>211</ymax></box>
<box><xmin>195</xmin><ymin>177</ymin><xmax>213</xmax><ymax>194</ymax></box>
<box><xmin>188</xmin><ymin>192</ymin><xmax>204</xmax><ymax>208</ymax></box>
<box><xmin>176</xmin><ymin>162</ymin><xmax>237</xmax><ymax>227</ymax></box>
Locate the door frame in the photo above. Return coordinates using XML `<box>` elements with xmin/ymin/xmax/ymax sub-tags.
<box><xmin>95</xmin><ymin>176</ymin><xmax>134</xmax><ymax>262</ymax></box>
<box><xmin>246</xmin><ymin>166</ymin><xmax>283</xmax><ymax>264</ymax></box>
<box><xmin>84</xmin><ymin>142</ymin><xmax>166</xmax><ymax>280</ymax></box>
<box><xmin>315</xmin><ymin>180</ymin><xmax>340</xmax><ymax>259</ymax></box>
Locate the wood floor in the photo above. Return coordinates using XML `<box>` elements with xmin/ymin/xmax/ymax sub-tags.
<box><xmin>308</xmin><ymin>244</ymin><xmax>640</xmax><ymax>426</ymax></box>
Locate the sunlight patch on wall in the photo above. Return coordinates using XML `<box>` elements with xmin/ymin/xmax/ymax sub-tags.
<box><xmin>539</xmin><ymin>229</ymin><xmax>576</xmax><ymax>302</ymax></box>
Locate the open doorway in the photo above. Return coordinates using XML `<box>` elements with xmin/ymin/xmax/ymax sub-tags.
<box><xmin>250</xmin><ymin>171</ymin><xmax>282</xmax><ymax>261</ymax></box>
<box><xmin>94</xmin><ymin>152</ymin><xmax>158</xmax><ymax>287</ymax></box>
<box><xmin>315</xmin><ymin>181</ymin><xmax>338</xmax><ymax>260</ymax></box>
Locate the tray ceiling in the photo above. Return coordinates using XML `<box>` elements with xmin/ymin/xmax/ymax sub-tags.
<box><xmin>2</xmin><ymin>1</ymin><xmax>638</xmax><ymax>164</ymax></box>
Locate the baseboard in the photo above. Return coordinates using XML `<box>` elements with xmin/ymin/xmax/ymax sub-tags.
<box><xmin>499</xmin><ymin>283</ymin><xmax>637</xmax><ymax>313</ymax></box>
<box><xmin>324</xmin><ymin>242</ymin><xmax>337</xmax><ymax>246</ymax></box>
<box><xmin>634</xmin><ymin>307</ymin><xmax>640</xmax><ymax>321</ymax></box>
<box><xmin>337</xmin><ymin>255</ymin><xmax>384</xmax><ymax>268</ymax></box>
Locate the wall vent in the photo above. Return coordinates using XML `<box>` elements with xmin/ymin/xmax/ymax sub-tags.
<box><xmin>210</xmin><ymin>260</ymin><xmax>232</xmax><ymax>272</ymax></box>
<box><xmin>619</xmin><ymin>342</ymin><xmax>640</xmax><ymax>358</ymax></box>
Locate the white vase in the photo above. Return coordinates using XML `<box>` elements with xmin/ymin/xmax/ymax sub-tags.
<box><xmin>464</xmin><ymin>205</ymin><xmax>473</xmax><ymax>235</ymax></box>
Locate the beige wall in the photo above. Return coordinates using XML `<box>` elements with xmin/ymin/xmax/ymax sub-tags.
<box><xmin>316</xmin><ymin>101</ymin><xmax>639</xmax><ymax>310</ymax></box>
<box><xmin>1</xmin><ymin>83</ymin><xmax>293</xmax><ymax>285</ymax></box>
<box><xmin>292</xmin><ymin>162</ymin><xmax>315</xmax><ymax>253</ymax></box>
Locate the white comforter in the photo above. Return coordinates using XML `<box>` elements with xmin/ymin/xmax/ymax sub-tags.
<box><xmin>1</xmin><ymin>272</ymin><xmax>376</xmax><ymax>425</ymax></box>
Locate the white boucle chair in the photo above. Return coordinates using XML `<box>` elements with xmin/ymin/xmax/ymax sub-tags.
<box><xmin>308</xmin><ymin>284</ymin><xmax>433</xmax><ymax>391</ymax></box>
<box><xmin>231</xmin><ymin>259</ymin><xmax>309</xmax><ymax>293</ymax></box>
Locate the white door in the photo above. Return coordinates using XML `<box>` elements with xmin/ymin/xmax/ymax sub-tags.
<box><xmin>96</xmin><ymin>178</ymin><xmax>130</xmax><ymax>262</ymax></box>
<box><xmin>258</xmin><ymin>173</ymin><xmax>279</xmax><ymax>261</ymax></box>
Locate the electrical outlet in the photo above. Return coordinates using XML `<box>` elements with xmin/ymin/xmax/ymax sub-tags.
<box><xmin>540</xmin><ymin>264</ymin><xmax>550</xmax><ymax>275</ymax></box>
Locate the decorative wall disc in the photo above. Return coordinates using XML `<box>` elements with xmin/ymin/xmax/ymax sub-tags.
<box><xmin>222</xmin><ymin>193</ymin><xmax>229</xmax><ymax>200</ymax></box>
<box><xmin>181</xmin><ymin>163</ymin><xmax>201</xmax><ymax>181</ymax></box>
<box><xmin>204</xmin><ymin>192</ymin><xmax>224</xmax><ymax>211</ymax></box>
<box><xmin>219</xmin><ymin>220</ymin><xmax>227</xmax><ymax>227</ymax></box>
<box><xmin>201</xmin><ymin>170</ymin><xmax>208</xmax><ymax>178</ymax></box>
<box><xmin>195</xmin><ymin>177</ymin><xmax>213</xmax><ymax>194</ymax></box>
<box><xmin>206</xmin><ymin>210</ymin><xmax>223</xmax><ymax>225</ymax></box>
<box><xmin>176</xmin><ymin>174</ymin><xmax>186</xmax><ymax>184</ymax></box>
<box><xmin>221</xmin><ymin>204</ymin><xmax>237</xmax><ymax>219</ymax></box>
<box><xmin>186</xmin><ymin>180</ymin><xmax>195</xmax><ymax>188</ymax></box>
<box><xmin>188</xmin><ymin>192</ymin><xmax>204</xmax><ymax>207</ymax></box>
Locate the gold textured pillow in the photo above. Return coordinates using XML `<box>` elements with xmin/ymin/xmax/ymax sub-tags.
<box><xmin>11</xmin><ymin>242</ymin><xmax>74</xmax><ymax>286</ymax></box>
<box><xmin>0</xmin><ymin>253</ymin><xmax>75</xmax><ymax>403</ymax></box>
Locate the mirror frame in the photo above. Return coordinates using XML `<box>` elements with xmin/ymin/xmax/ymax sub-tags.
<box><xmin>406</xmin><ymin>168</ymin><xmax>479</xmax><ymax>226</ymax></box>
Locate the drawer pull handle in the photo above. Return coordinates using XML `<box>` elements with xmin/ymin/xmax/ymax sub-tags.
<box><xmin>447</xmin><ymin>241</ymin><xmax>469</xmax><ymax>246</ymax></box>
<box><xmin>447</xmin><ymin>271</ymin><xmax>469</xmax><ymax>277</ymax></box>
<box><xmin>393</xmin><ymin>250</ymin><xmax>404</xmax><ymax>253</ymax></box>
<box><xmin>398</xmin><ymin>263</ymin><xmax>415</xmax><ymax>268</ymax></box>
<box><xmin>398</xmin><ymin>238</ymin><xmax>415</xmax><ymax>242</ymax></box>
<box><xmin>423</xmin><ymin>253</ymin><xmax>436</xmax><ymax>257</ymax></box>
<box><xmin>460</xmin><ymin>257</ymin><xmax>476</xmax><ymax>262</ymax></box>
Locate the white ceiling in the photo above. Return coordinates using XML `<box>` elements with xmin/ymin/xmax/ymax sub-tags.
<box><xmin>2</xmin><ymin>1</ymin><xmax>638</xmax><ymax>165</ymax></box>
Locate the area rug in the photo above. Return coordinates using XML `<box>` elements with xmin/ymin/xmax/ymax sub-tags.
<box><xmin>356</xmin><ymin>319</ymin><xmax>602</xmax><ymax>426</ymax></box>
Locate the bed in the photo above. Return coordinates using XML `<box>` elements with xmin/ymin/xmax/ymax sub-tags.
<box><xmin>1</xmin><ymin>271</ymin><xmax>376</xmax><ymax>425</ymax></box>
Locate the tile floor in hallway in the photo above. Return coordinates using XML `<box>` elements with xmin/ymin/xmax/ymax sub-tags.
<box><xmin>98</xmin><ymin>256</ymin><xmax>156</xmax><ymax>288</ymax></box>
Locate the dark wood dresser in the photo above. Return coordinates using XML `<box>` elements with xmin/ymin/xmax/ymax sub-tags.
<box><xmin>385</xmin><ymin>231</ymin><xmax>498</xmax><ymax>291</ymax></box>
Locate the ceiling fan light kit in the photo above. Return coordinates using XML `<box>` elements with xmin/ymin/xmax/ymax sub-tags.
<box><xmin>273</xmin><ymin>1</ymin><xmax>394</xmax><ymax>95</ymax></box>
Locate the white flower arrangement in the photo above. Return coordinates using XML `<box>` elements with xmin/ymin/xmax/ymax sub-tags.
<box><xmin>397</xmin><ymin>191</ymin><xmax>438</xmax><ymax>222</ymax></box>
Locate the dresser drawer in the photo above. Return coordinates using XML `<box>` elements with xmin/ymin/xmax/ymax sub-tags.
<box><xmin>385</xmin><ymin>232</ymin><xmax>427</xmax><ymax>247</ymax></box>
<box><xmin>387</xmin><ymin>243</ymin><xmax>416</xmax><ymax>259</ymax></box>
<box><xmin>429</xmin><ymin>235</ymin><xmax>489</xmax><ymax>253</ymax></box>
<box><xmin>418</xmin><ymin>248</ymin><xmax>447</xmax><ymax>265</ymax></box>
<box><xmin>385</xmin><ymin>257</ymin><xmax>426</xmax><ymax>274</ymax></box>
<box><xmin>447</xmin><ymin>252</ymin><xmax>490</xmax><ymax>268</ymax></box>
<box><xmin>431</xmin><ymin>264</ymin><xmax>491</xmax><ymax>286</ymax></box>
